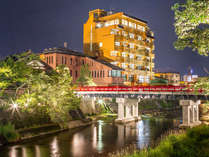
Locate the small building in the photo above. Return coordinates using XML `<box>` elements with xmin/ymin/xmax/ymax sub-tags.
<box><xmin>154</xmin><ymin>72</ymin><xmax>180</xmax><ymax>86</ymax></box>
<box><xmin>40</xmin><ymin>47</ymin><xmax>124</xmax><ymax>86</ymax></box>
<box><xmin>183</xmin><ymin>75</ymin><xmax>198</xmax><ymax>83</ymax></box>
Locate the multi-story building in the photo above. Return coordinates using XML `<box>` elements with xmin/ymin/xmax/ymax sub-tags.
<box><xmin>83</xmin><ymin>9</ymin><xmax>155</xmax><ymax>85</ymax></box>
<box><xmin>154</xmin><ymin>72</ymin><xmax>180</xmax><ymax>86</ymax></box>
<box><xmin>40</xmin><ymin>47</ymin><xmax>124</xmax><ymax>86</ymax></box>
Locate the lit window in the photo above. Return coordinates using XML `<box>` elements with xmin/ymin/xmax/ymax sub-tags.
<box><xmin>122</xmin><ymin>52</ymin><xmax>127</xmax><ymax>57</ymax></box>
<box><xmin>99</xmin><ymin>42</ymin><xmax>103</xmax><ymax>47</ymax></box>
<box><xmin>129</xmin><ymin>22</ymin><xmax>134</xmax><ymax>28</ymax></box>
<box><xmin>105</xmin><ymin>21</ymin><xmax>111</xmax><ymax>27</ymax></box>
<box><xmin>110</xmin><ymin>29</ymin><xmax>119</xmax><ymax>35</ymax></box>
<box><xmin>136</xmin><ymin>55</ymin><xmax>141</xmax><ymax>60</ymax></box>
<box><xmin>123</xmin><ymin>42</ymin><xmax>128</xmax><ymax>47</ymax></box>
<box><xmin>110</xmin><ymin>20</ymin><xmax>114</xmax><ymax>25</ymax></box>
<box><xmin>138</xmin><ymin>35</ymin><xmax>142</xmax><ymax>40</ymax></box>
<box><xmin>129</xmin><ymin>43</ymin><xmax>135</xmax><ymax>49</ymax></box>
<box><xmin>137</xmin><ymin>25</ymin><xmax>145</xmax><ymax>32</ymax></box>
<box><xmin>110</xmin><ymin>51</ymin><xmax>118</xmax><ymax>56</ymax></box>
<box><xmin>146</xmin><ymin>76</ymin><xmax>150</xmax><ymax>83</ymax></box>
<box><xmin>115</xmin><ymin>42</ymin><xmax>120</xmax><ymax>46</ymax></box>
<box><xmin>111</xmin><ymin>62</ymin><xmax>118</xmax><ymax>65</ymax></box>
<box><xmin>133</xmin><ymin>23</ymin><xmax>137</xmax><ymax>29</ymax></box>
<box><xmin>96</xmin><ymin>23</ymin><xmax>102</xmax><ymax>28</ymax></box>
<box><xmin>121</xmin><ymin>63</ymin><xmax>127</xmax><ymax>68</ymax></box>
<box><xmin>122</xmin><ymin>19</ymin><xmax>128</xmax><ymax>26</ymax></box>
<box><xmin>115</xmin><ymin>19</ymin><xmax>119</xmax><ymax>25</ymax></box>
<box><xmin>146</xmin><ymin>47</ymin><xmax>151</xmax><ymax>52</ymax></box>
<box><xmin>129</xmin><ymin>33</ymin><xmax>135</xmax><ymax>39</ymax></box>
<box><xmin>138</xmin><ymin>75</ymin><xmax>144</xmax><ymax>83</ymax></box>
<box><xmin>129</xmin><ymin>54</ymin><xmax>134</xmax><ymax>59</ymax></box>
<box><xmin>122</xmin><ymin>31</ymin><xmax>127</xmax><ymax>37</ymax></box>
<box><xmin>130</xmin><ymin>64</ymin><xmax>135</xmax><ymax>69</ymax></box>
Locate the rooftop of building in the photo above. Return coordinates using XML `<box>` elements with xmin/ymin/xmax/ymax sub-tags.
<box><xmin>90</xmin><ymin>9</ymin><xmax>148</xmax><ymax>24</ymax></box>
<box><xmin>155</xmin><ymin>72</ymin><xmax>180</xmax><ymax>74</ymax></box>
<box><xmin>42</xmin><ymin>47</ymin><xmax>123</xmax><ymax>71</ymax></box>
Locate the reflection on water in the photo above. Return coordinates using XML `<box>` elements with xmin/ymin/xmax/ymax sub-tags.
<box><xmin>0</xmin><ymin>118</ymin><xmax>177</xmax><ymax>157</ymax></box>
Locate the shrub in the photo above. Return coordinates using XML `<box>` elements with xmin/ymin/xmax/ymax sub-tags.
<box><xmin>0</xmin><ymin>123</ymin><xmax>19</xmax><ymax>143</ymax></box>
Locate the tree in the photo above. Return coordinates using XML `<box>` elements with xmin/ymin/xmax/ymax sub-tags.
<box><xmin>76</xmin><ymin>64</ymin><xmax>95</xmax><ymax>86</ymax></box>
<box><xmin>172</xmin><ymin>0</ymin><xmax>209</xmax><ymax>56</ymax></box>
<box><xmin>0</xmin><ymin>50</ymin><xmax>38</xmax><ymax>93</ymax></box>
<box><xmin>0</xmin><ymin>52</ymin><xmax>81</xmax><ymax>128</ymax></box>
<box><xmin>16</xmin><ymin>65</ymin><xmax>81</xmax><ymax>127</ymax></box>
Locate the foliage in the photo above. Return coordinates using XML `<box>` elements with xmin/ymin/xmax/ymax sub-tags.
<box><xmin>0</xmin><ymin>123</ymin><xmax>19</xmax><ymax>142</ymax></box>
<box><xmin>191</xmin><ymin>76</ymin><xmax>209</xmax><ymax>95</ymax></box>
<box><xmin>0</xmin><ymin>52</ymin><xmax>81</xmax><ymax>128</ymax></box>
<box><xmin>76</xmin><ymin>64</ymin><xmax>95</xmax><ymax>86</ymax></box>
<box><xmin>172</xmin><ymin>0</ymin><xmax>209</xmax><ymax>56</ymax></box>
<box><xmin>16</xmin><ymin>65</ymin><xmax>81</xmax><ymax>128</ymax></box>
<box><xmin>0</xmin><ymin>50</ymin><xmax>38</xmax><ymax>92</ymax></box>
<box><xmin>110</xmin><ymin>125</ymin><xmax>209</xmax><ymax>157</ymax></box>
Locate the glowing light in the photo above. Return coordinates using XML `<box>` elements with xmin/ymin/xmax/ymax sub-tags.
<box><xmin>9</xmin><ymin>99</ymin><xmax>19</xmax><ymax>115</ymax></box>
<box><xmin>13</xmin><ymin>103</ymin><xmax>18</xmax><ymax>109</ymax></box>
<box><xmin>98</xmin><ymin>99</ymin><xmax>103</xmax><ymax>104</ymax></box>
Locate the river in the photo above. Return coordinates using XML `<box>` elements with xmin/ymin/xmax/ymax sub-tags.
<box><xmin>0</xmin><ymin>118</ymin><xmax>179</xmax><ymax>157</ymax></box>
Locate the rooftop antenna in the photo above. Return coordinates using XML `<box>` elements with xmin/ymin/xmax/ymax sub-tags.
<box><xmin>64</xmin><ymin>42</ymin><xmax>68</xmax><ymax>48</ymax></box>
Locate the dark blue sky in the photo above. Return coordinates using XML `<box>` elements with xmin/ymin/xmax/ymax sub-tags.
<box><xmin>0</xmin><ymin>0</ymin><xmax>208</xmax><ymax>76</ymax></box>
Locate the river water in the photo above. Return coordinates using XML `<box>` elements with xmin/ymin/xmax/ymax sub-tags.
<box><xmin>0</xmin><ymin>118</ymin><xmax>179</xmax><ymax>157</ymax></box>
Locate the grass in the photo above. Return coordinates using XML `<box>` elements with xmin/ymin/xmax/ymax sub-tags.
<box><xmin>108</xmin><ymin>125</ymin><xmax>209</xmax><ymax>157</ymax></box>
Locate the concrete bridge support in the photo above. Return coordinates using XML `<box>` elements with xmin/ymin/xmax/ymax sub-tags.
<box><xmin>80</xmin><ymin>97</ymin><xmax>97</xmax><ymax>114</ymax></box>
<box><xmin>180</xmin><ymin>100</ymin><xmax>201</xmax><ymax>127</ymax></box>
<box><xmin>115</xmin><ymin>98</ymin><xmax>141</xmax><ymax>123</ymax></box>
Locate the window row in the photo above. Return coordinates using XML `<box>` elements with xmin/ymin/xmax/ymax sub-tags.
<box><xmin>46</xmin><ymin>56</ymin><xmax>54</xmax><ymax>64</ymax></box>
<box><xmin>96</xmin><ymin>19</ymin><xmax>146</xmax><ymax>32</ymax></box>
<box><xmin>111</xmin><ymin>29</ymin><xmax>143</xmax><ymax>41</ymax></box>
<box><xmin>122</xmin><ymin>19</ymin><xmax>145</xmax><ymax>31</ymax></box>
<box><xmin>114</xmin><ymin>42</ymin><xmax>149</xmax><ymax>50</ymax></box>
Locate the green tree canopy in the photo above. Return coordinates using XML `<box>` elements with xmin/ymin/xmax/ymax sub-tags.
<box><xmin>76</xmin><ymin>64</ymin><xmax>95</xmax><ymax>86</ymax></box>
<box><xmin>172</xmin><ymin>0</ymin><xmax>209</xmax><ymax>56</ymax></box>
<box><xmin>0</xmin><ymin>52</ymin><xmax>81</xmax><ymax>127</ymax></box>
<box><xmin>0</xmin><ymin>50</ymin><xmax>38</xmax><ymax>91</ymax></box>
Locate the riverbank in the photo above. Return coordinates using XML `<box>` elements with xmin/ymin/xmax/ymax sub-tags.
<box><xmin>0</xmin><ymin>113</ymin><xmax>117</xmax><ymax>147</ymax></box>
<box><xmin>108</xmin><ymin>125</ymin><xmax>209</xmax><ymax>157</ymax></box>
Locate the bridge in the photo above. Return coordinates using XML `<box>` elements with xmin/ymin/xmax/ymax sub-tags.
<box><xmin>76</xmin><ymin>86</ymin><xmax>209</xmax><ymax>127</ymax></box>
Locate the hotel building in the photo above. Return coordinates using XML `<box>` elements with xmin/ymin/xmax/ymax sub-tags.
<box><xmin>83</xmin><ymin>9</ymin><xmax>155</xmax><ymax>85</ymax></box>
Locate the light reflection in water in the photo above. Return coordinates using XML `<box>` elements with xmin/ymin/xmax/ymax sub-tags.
<box><xmin>97</xmin><ymin>120</ymin><xmax>103</xmax><ymax>153</ymax></box>
<box><xmin>50</xmin><ymin>137</ymin><xmax>59</xmax><ymax>157</ymax></box>
<box><xmin>1</xmin><ymin>119</ymin><xmax>175</xmax><ymax>157</ymax></box>
<box><xmin>35</xmin><ymin>145</ymin><xmax>41</xmax><ymax>157</ymax></box>
<box><xmin>92</xmin><ymin>125</ymin><xmax>97</xmax><ymax>149</ymax></box>
<box><xmin>10</xmin><ymin>146</ymin><xmax>17</xmax><ymax>157</ymax></box>
<box><xmin>22</xmin><ymin>147</ymin><xmax>27</xmax><ymax>157</ymax></box>
<box><xmin>137</xmin><ymin>120</ymin><xmax>150</xmax><ymax>149</ymax></box>
<box><xmin>71</xmin><ymin>133</ymin><xmax>86</xmax><ymax>157</ymax></box>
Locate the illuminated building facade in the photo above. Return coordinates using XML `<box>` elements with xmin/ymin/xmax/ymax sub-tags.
<box><xmin>40</xmin><ymin>47</ymin><xmax>124</xmax><ymax>86</ymax></box>
<box><xmin>154</xmin><ymin>72</ymin><xmax>180</xmax><ymax>86</ymax></box>
<box><xmin>83</xmin><ymin>9</ymin><xmax>155</xmax><ymax>85</ymax></box>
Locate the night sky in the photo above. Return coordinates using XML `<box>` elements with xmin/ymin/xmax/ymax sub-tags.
<box><xmin>1</xmin><ymin>0</ymin><xmax>208</xmax><ymax>76</ymax></box>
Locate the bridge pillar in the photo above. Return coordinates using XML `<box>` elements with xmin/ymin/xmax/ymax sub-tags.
<box><xmin>80</xmin><ymin>97</ymin><xmax>96</xmax><ymax>114</ymax></box>
<box><xmin>115</xmin><ymin>98</ymin><xmax>141</xmax><ymax>123</ymax></box>
<box><xmin>180</xmin><ymin>100</ymin><xmax>201</xmax><ymax>127</ymax></box>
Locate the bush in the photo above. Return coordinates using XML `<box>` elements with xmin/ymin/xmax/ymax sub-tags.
<box><xmin>0</xmin><ymin>123</ymin><xmax>19</xmax><ymax>144</ymax></box>
<box><xmin>113</xmin><ymin>125</ymin><xmax>209</xmax><ymax>157</ymax></box>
